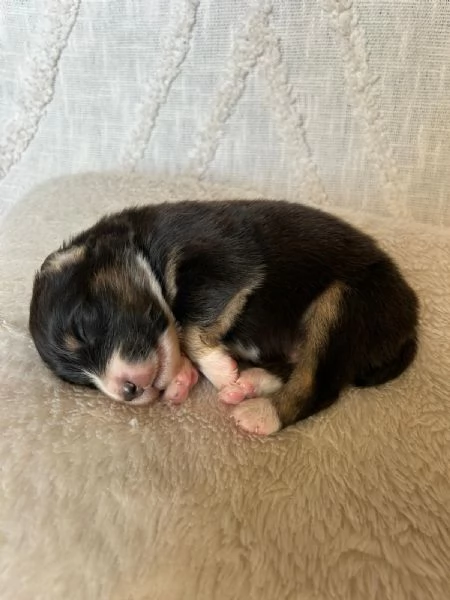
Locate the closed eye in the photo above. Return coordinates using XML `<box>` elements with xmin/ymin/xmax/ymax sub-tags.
<box><xmin>70</xmin><ymin>309</ymin><xmax>108</xmax><ymax>347</ymax></box>
<box><xmin>71</xmin><ymin>320</ymin><xmax>87</xmax><ymax>345</ymax></box>
<box><xmin>70</xmin><ymin>301</ymin><xmax>102</xmax><ymax>346</ymax></box>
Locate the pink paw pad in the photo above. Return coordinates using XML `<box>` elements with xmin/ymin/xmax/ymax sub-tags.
<box><xmin>163</xmin><ymin>356</ymin><xmax>199</xmax><ymax>405</ymax></box>
<box><xmin>218</xmin><ymin>383</ymin><xmax>248</xmax><ymax>405</ymax></box>
<box><xmin>238</xmin><ymin>368</ymin><xmax>283</xmax><ymax>397</ymax></box>
<box><xmin>235</xmin><ymin>378</ymin><xmax>256</xmax><ymax>397</ymax></box>
<box><xmin>219</xmin><ymin>367</ymin><xmax>283</xmax><ymax>405</ymax></box>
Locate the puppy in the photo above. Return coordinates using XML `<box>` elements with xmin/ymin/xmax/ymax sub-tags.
<box><xmin>29</xmin><ymin>200</ymin><xmax>418</xmax><ymax>435</ymax></box>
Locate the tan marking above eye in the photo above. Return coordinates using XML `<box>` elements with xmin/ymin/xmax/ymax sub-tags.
<box><xmin>42</xmin><ymin>245</ymin><xmax>86</xmax><ymax>273</ymax></box>
<box><xmin>64</xmin><ymin>334</ymin><xmax>82</xmax><ymax>352</ymax></box>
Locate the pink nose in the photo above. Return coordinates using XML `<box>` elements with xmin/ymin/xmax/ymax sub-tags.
<box><xmin>101</xmin><ymin>353</ymin><xmax>159</xmax><ymax>403</ymax></box>
<box><xmin>122</xmin><ymin>380</ymin><xmax>144</xmax><ymax>402</ymax></box>
<box><xmin>116</xmin><ymin>364</ymin><xmax>155</xmax><ymax>399</ymax></box>
<box><xmin>117</xmin><ymin>367</ymin><xmax>154</xmax><ymax>390</ymax></box>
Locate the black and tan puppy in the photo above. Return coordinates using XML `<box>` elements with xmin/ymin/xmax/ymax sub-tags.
<box><xmin>29</xmin><ymin>200</ymin><xmax>418</xmax><ymax>435</ymax></box>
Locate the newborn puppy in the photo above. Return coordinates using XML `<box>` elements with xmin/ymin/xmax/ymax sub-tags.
<box><xmin>29</xmin><ymin>200</ymin><xmax>418</xmax><ymax>435</ymax></box>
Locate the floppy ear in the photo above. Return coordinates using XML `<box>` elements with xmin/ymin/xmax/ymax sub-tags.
<box><xmin>40</xmin><ymin>245</ymin><xmax>86</xmax><ymax>273</ymax></box>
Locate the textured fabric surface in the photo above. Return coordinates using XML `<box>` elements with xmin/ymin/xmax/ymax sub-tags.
<box><xmin>0</xmin><ymin>173</ymin><xmax>449</xmax><ymax>600</ymax></box>
<box><xmin>1</xmin><ymin>1</ymin><xmax>450</xmax><ymax>226</ymax></box>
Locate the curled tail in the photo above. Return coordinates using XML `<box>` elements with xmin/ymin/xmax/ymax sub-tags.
<box><xmin>354</xmin><ymin>336</ymin><xmax>418</xmax><ymax>388</ymax></box>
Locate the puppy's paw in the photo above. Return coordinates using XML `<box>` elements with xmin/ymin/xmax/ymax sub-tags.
<box><xmin>218</xmin><ymin>383</ymin><xmax>248</xmax><ymax>405</ymax></box>
<box><xmin>162</xmin><ymin>355</ymin><xmax>199</xmax><ymax>405</ymax></box>
<box><xmin>238</xmin><ymin>368</ymin><xmax>283</xmax><ymax>397</ymax></box>
<box><xmin>231</xmin><ymin>397</ymin><xmax>282</xmax><ymax>436</ymax></box>
<box><xmin>199</xmin><ymin>350</ymin><xmax>238</xmax><ymax>390</ymax></box>
<box><xmin>219</xmin><ymin>368</ymin><xmax>283</xmax><ymax>405</ymax></box>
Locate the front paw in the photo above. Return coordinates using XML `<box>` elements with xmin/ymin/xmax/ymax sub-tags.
<box><xmin>231</xmin><ymin>397</ymin><xmax>282</xmax><ymax>436</ymax></box>
<box><xmin>198</xmin><ymin>349</ymin><xmax>239</xmax><ymax>390</ymax></box>
<box><xmin>162</xmin><ymin>355</ymin><xmax>199</xmax><ymax>405</ymax></box>
<box><xmin>218</xmin><ymin>383</ymin><xmax>248</xmax><ymax>405</ymax></box>
<box><xmin>219</xmin><ymin>368</ymin><xmax>283</xmax><ymax>405</ymax></box>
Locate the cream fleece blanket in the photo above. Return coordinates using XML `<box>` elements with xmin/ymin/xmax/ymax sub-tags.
<box><xmin>0</xmin><ymin>173</ymin><xmax>449</xmax><ymax>600</ymax></box>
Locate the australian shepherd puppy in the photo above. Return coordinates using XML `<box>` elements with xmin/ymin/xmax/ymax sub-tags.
<box><xmin>29</xmin><ymin>200</ymin><xmax>418</xmax><ymax>435</ymax></box>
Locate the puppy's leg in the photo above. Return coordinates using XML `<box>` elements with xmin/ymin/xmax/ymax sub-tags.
<box><xmin>231</xmin><ymin>364</ymin><xmax>316</xmax><ymax>435</ymax></box>
<box><xmin>219</xmin><ymin>368</ymin><xmax>283</xmax><ymax>405</ymax></box>
<box><xmin>183</xmin><ymin>326</ymin><xmax>239</xmax><ymax>389</ymax></box>
<box><xmin>232</xmin><ymin>282</ymin><xmax>346</xmax><ymax>435</ymax></box>
<box><xmin>183</xmin><ymin>285</ymin><xmax>258</xmax><ymax>390</ymax></box>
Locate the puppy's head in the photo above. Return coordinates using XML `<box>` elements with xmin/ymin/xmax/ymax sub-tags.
<box><xmin>29</xmin><ymin>233</ymin><xmax>181</xmax><ymax>405</ymax></box>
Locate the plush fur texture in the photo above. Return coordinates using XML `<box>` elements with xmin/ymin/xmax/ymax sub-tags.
<box><xmin>1</xmin><ymin>174</ymin><xmax>449</xmax><ymax>599</ymax></box>
<box><xmin>29</xmin><ymin>199</ymin><xmax>417</xmax><ymax>433</ymax></box>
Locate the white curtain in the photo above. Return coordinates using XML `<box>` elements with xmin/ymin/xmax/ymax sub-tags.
<box><xmin>1</xmin><ymin>0</ymin><xmax>449</xmax><ymax>226</ymax></box>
